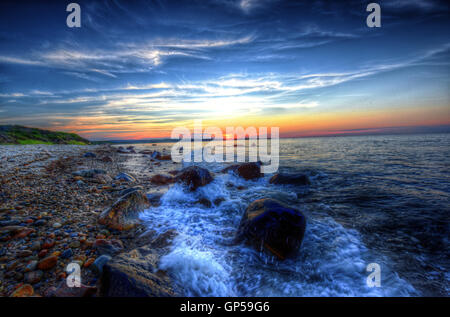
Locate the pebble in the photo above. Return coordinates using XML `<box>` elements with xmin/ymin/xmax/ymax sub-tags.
<box><xmin>10</xmin><ymin>284</ymin><xmax>34</xmax><ymax>297</ymax></box>
<box><xmin>37</xmin><ymin>255</ymin><xmax>58</xmax><ymax>270</ymax></box>
<box><xmin>25</xmin><ymin>260</ymin><xmax>38</xmax><ymax>272</ymax></box>
<box><xmin>52</xmin><ymin>222</ymin><xmax>62</xmax><ymax>229</ymax></box>
<box><xmin>61</xmin><ymin>249</ymin><xmax>73</xmax><ymax>259</ymax></box>
<box><xmin>24</xmin><ymin>270</ymin><xmax>43</xmax><ymax>284</ymax></box>
<box><xmin>69</xmin><ymin>241</ymin><xmax>81</xmax><ymax>248</ymax></box>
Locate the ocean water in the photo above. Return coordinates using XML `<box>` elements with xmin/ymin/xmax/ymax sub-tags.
<box><xmin>139</xmin><ymin>133</ymin><xmax>450</xmax><ymax>297</ymax></box>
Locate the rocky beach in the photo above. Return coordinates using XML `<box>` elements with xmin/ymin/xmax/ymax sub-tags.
<box><xmin>0</xmin><ymin>144</ymin><xmax>188</xmax><ymax>297</ymax></box>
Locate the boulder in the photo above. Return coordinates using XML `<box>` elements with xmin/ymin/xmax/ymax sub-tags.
<box><xmin>269</xmin><ymin>173</ymin><xmax>310</xmax><ymax>185</ymax></box>
<box><xmin>149</xmin><ymin>174</ymin><xmax>174</xmax><ymax>185</ymax></box>
<box><xmin>222</xmin><ymin>162</ymin><xmax>262</xmax><ymax>180</ymax></box>
<box><xmin>176</xmin><ymin>166</ymin><xmax>213</xmax><ymax>191</ymax></box>
<box><xmin>236</xmin><ymin>198</ymin><xmax>306</xmax><ymax>259</ymax></box>
<box><xmin>98</xmin><ymin>190</ymin><xmax>150</xmax><ymax>230</ymax></box>
<box><xmin>99</xmin><ymin>246</ymin><xmax>180</xmax><ymax>297</ymax></box>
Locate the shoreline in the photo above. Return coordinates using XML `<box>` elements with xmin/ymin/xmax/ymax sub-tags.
<box><xmin>0</xmin><ymin>144</ymin><xmax>182</xmax><ymax>297</ymax></box>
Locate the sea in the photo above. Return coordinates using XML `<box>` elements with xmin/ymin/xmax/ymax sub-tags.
<box><xmin>135</xmin><ymin>133</ymin><xmax>450</xmax><ymax>297</ymax></box>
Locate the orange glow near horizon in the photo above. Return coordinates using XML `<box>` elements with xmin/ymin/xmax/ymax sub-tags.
<box><xmin>42</xmin><ymin>104</ymin><xmax>450</xmax><ymax>140</ymax></box>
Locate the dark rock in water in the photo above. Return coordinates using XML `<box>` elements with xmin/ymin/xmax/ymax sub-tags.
<box><xmin>269</xmin><ymin>173</ymin><xmax>310</xmax><ymax>185</ymax></box>
<box><xmin>213</xmin><ymin>197</ymin><xmax>225</xmax><ymax>206</ymax></box>
<box><xmin>98</xmin><ymin>190</ymin><xmax>150</xmax><ymax>230</ymax></box>
<box><xmin>196</xmin><ymin>198</ymin><xmax>212</xmax><ymax>208</ymax></box>
<box><xmin>176</xmin><ymin>166</ymin><xmax>213</xmax><ymax>191</ymax></box>
<box><xmin>99</xmin><ymin>246</ymin><xmax>180</xmax><ymax>297</ymax></box>
<box><xmin>222</xmin><ymin>162</ymin><xmax>262</xmax><ymax>180</ymax></box>
<box><xmin>114</xmin><ymin>172</ymin><xmax>136</xmax><ymax>182</ymax></box>
<box><xmin>72</xmin><ymin>169</ymin><xmax>106</xmax><ymax>178</ymax></box>
<box><xmin>90</xmin><ymin>255</ymin><xmax>112</xmax><ymax>275</ymax></box>
<box><xmin>149</xmin><ymin>229</ymin><xmax>178</xmax><ymax>249</ymax></box>
<box><xmin>236</xmin><ymin>198</ymin><xmax>306</xmax><ymax>260</ymax></box>
<box><xmin>83</xmin><ymin>152</ymin><xmax>96</xmax><ymax>158</ymax></box>
<box><xmin>149</xmin><ymin>174</ymin><xmax>174</xmax><ymax>185</ymax></box>
<box><xmin>146</xmin><ymin>192</ymin><xmax>164</xmax><ymax>206</ymax></box>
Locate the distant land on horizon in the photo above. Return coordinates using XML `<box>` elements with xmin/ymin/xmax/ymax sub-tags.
<box><xmin>1</xmin><ymin>124</ymin><xmax>449</xmax><ymax>145</ymax></box>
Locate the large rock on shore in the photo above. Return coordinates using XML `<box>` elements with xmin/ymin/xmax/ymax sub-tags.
<box><xmin>98</xmin><ymin>189</ymin><xmax>150</xmax><ymax>230</ymax></box>
<box><xmin>269</xmin><ymin>173</ymin><xmax>310</xmax><ymax>185</ymax></box>
<box><xmin>176</xmin><ymin>166</ymin><xmax>213</xmax><ymax>191</ymax></box>
<box><xmin>99</xmin><ymin>246</ymin><xmax>180</xmax><ymax>297</ymax></box>
<box><xmin>236</xmin><ymin>198</ymin><xmax>306</xmax><ymax>259</ymax></box>
<box><xmin>222</xmin><ymin>162</ymin><xmax>262</xmax><ymax>180</ymax></box>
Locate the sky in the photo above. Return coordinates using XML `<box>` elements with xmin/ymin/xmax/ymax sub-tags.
<box><xmin>0</xmin><ymin>0</ymin><xmax>449</xmax><ymax>140</ymax></box>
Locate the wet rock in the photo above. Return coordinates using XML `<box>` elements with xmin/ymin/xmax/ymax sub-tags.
<box><xmin>99</xmin><ymin>246</ymin><xmax>180</xmax><ymax>297</ymax></box>
<box><xmin>37</xmin><ymin>255</ymin><xmax>58</xmax><ymax>270</ymax></box>
<box><xmin>146</xmin><ymin>193</ymin><xmax>164</xmax><ymax>206</ymax></box>
<box><xmin>24</xmin><ymin>270</ymin><xmax>43</xmax><ymax>284</ymax></box>
<box><xmin>52</xmin><ymin>222</ymin><xmax>62</xmax><ymax>229</ymax></box>
<box><xmin>90</xmin><ymin>254</ymin><xmax>112</xmax><ymax>275</ymax></box>
<box><xmin>72</xmin><ymin>169</ymin><xmax>106</xmax><ymax>178</ymax></box>
<box><xmin>149</xmin><ymin>229</ymin><xmax>178</xmax><ymax>249</ymax></box>
<box><xmin>196</xmin><ymin>198</ymin><xmax>212</xmax><ymax>208</ymax></box>
<box><xmin>98</xmin><ymin>189</ymin><xmax>150</xmax><ymax>230</ymax></box>
<box><xmin>236</xmin><ymin>198</ymin><xmax>306</xmax><ymax>259</ymax></box>
<box><xmin>176</xmin><ymin>166</ymin><xmax>214</xmax><ymax>191</ymax></box>
<box><xmin>114</xmin><ymin>172</ymin><xmax>136</xmax><ymax>182</ymax></box>
<box><xmin>94</xmin><ymin>239</ymin><xmax>123</xmax><ymax>255</ymax></box>
<box><xmin>213</xmin><ymin>197</ymin><xmax>226</xmax><ymax>206</ymax></box>
<box><xmin>222</xmin><ymin>162</ymin><xmax>262</xmax><ymax>180</ymax></box>
<box><xmin>83</xmin><ymin>152</ymin><xmax>96</xmax><ymax>158</ymax></box>
<box><xmin>150</xmin><ymin>174</ymin><xmax>174</xmax><ymax>185</ymax></box>
<box><xmin>269</xmin><ymin>173</ymin><xmax>310</xmax><ymax>185</ymax></box>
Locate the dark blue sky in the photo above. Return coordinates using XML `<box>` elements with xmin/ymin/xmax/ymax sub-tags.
<box><xmin>0</xmin><ymin>0</ymin><xmax>449</xmax><ymax>139</ymax></box>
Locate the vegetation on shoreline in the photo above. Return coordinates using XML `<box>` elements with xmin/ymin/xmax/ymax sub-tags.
<box><xmin>0</xmin><ymin>125</ymin><xmax>90</xmax><ymax>145</ymax></box>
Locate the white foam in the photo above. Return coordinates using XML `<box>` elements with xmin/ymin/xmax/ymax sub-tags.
<box><xmin>140</xmin><ymin>170</ymin><xmax>416</xmax><ymax>297</ymax></box>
